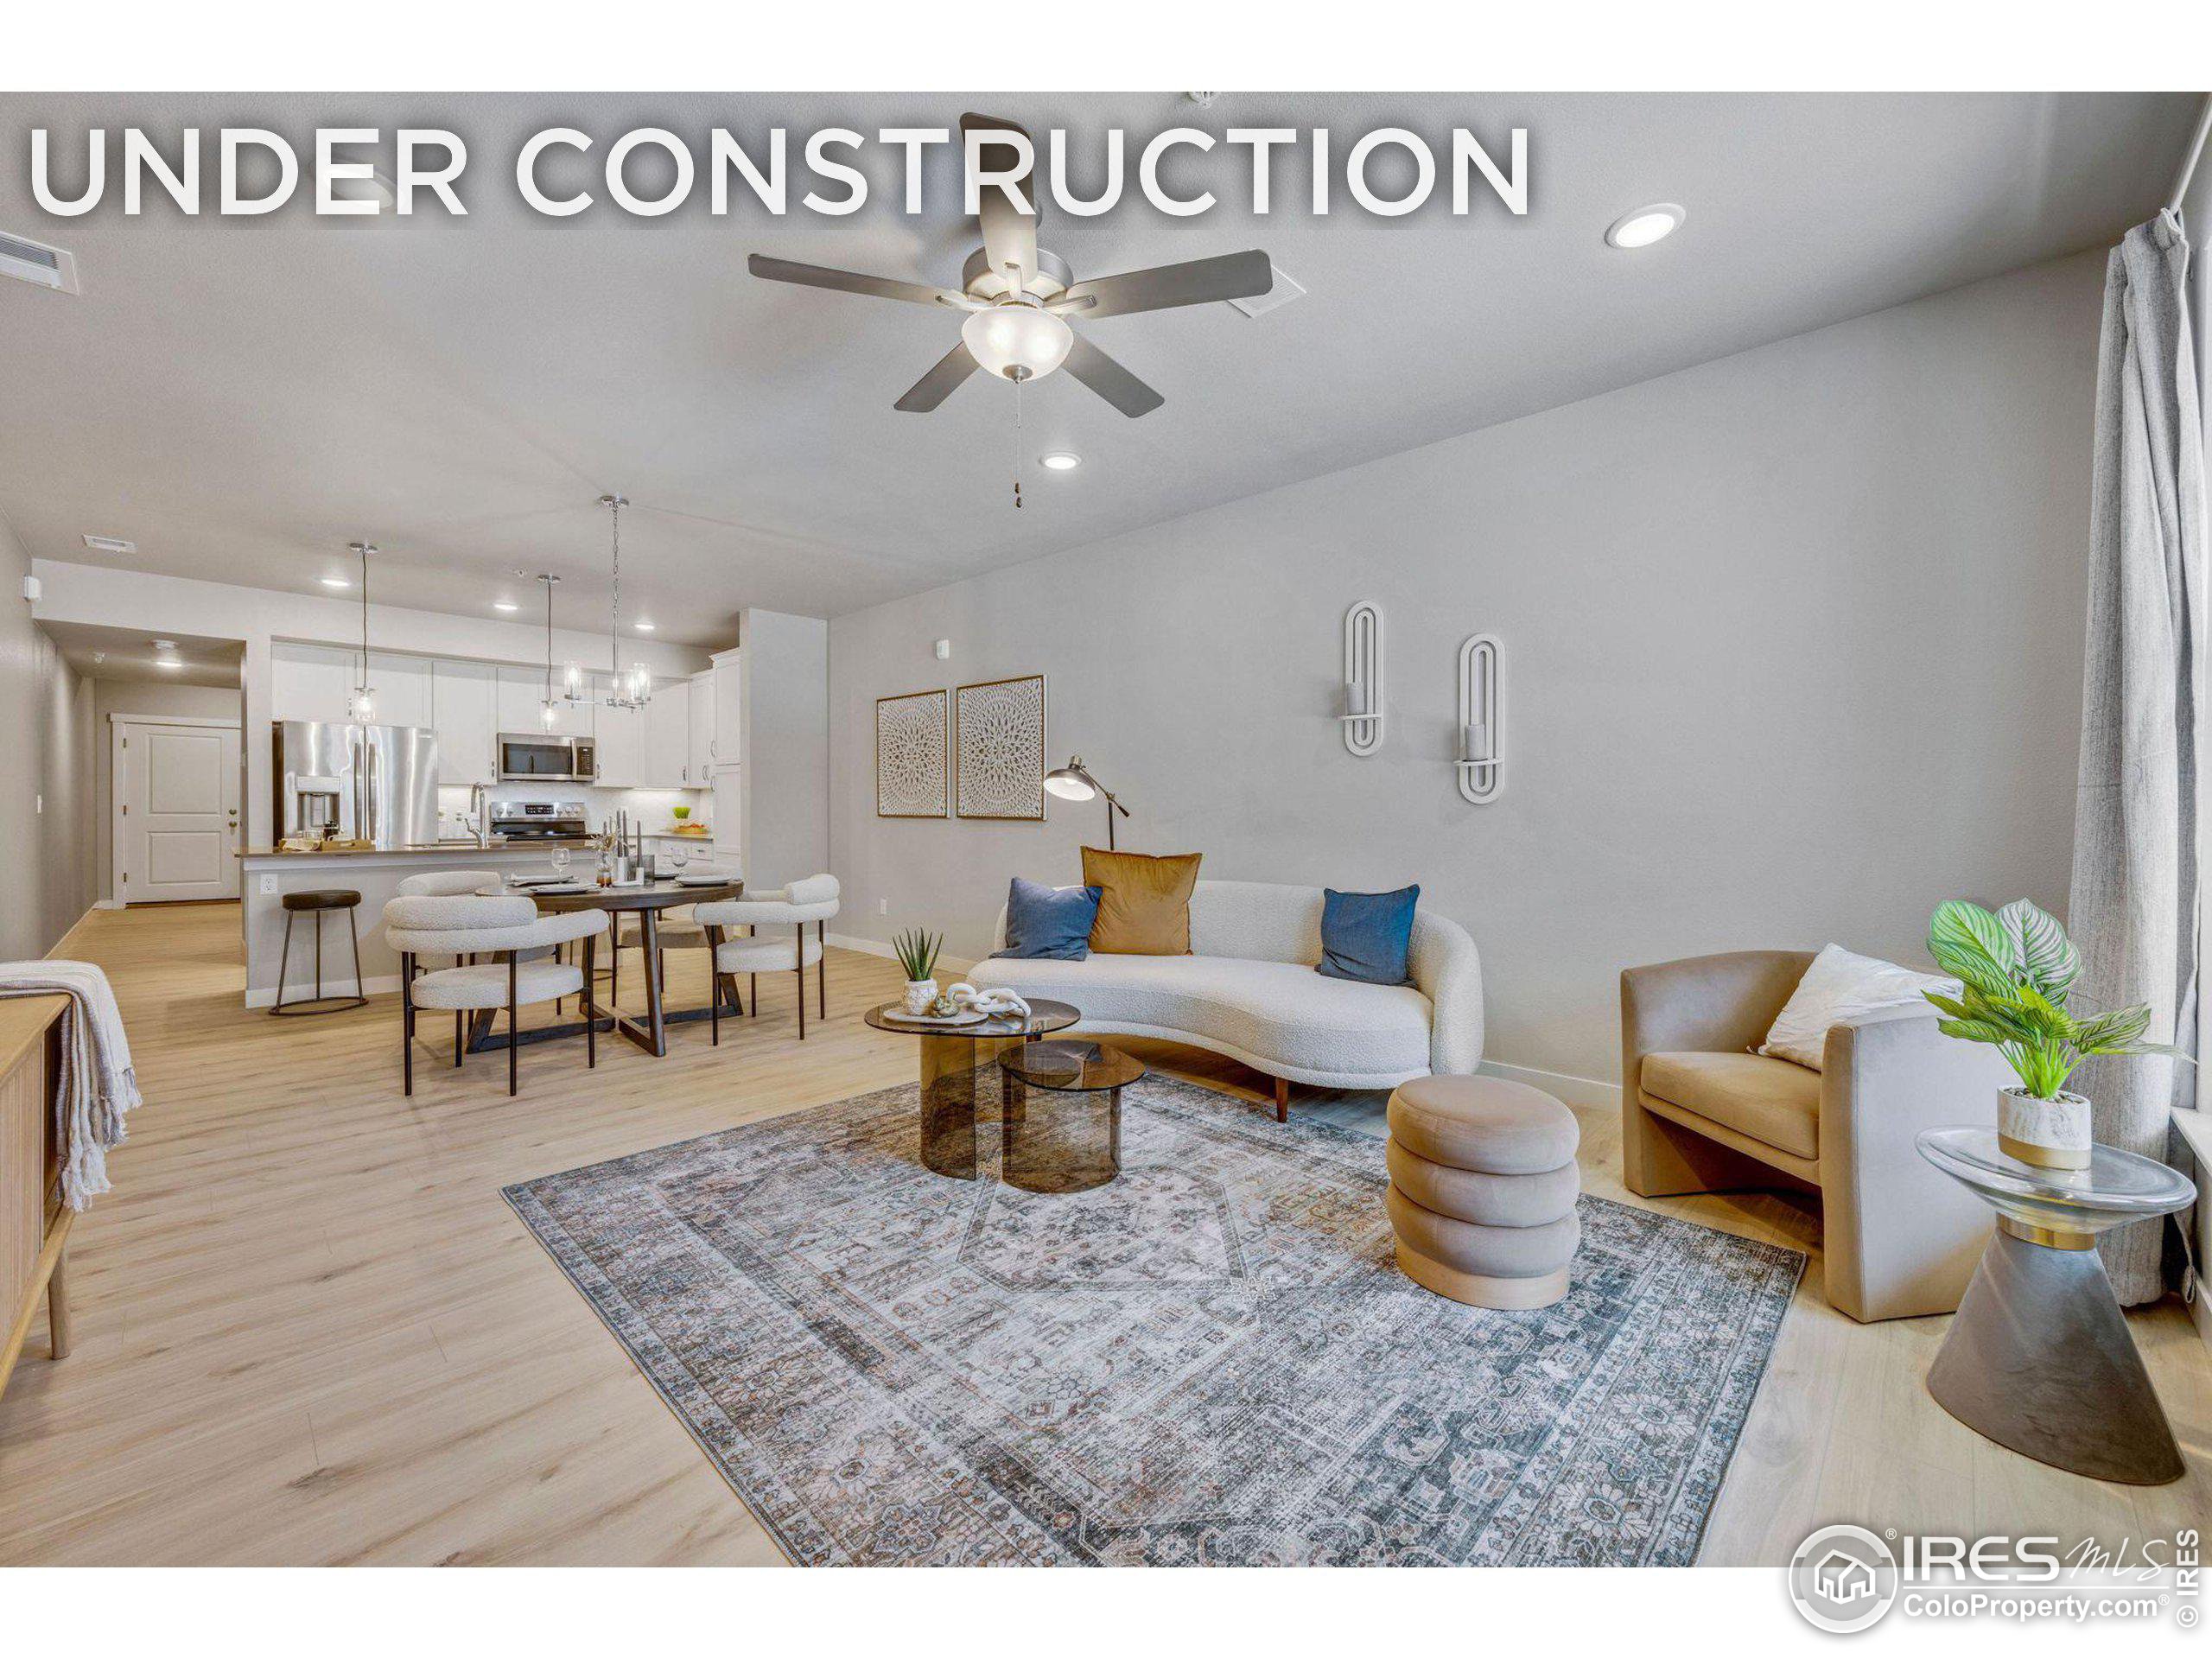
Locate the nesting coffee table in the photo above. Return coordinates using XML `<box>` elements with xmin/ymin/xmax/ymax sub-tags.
<box><xmin>996</xmin><ymin>1040</ymin><xmax>1146</xmax><ymax>1194</ymax></box>
<box><xmin>863</xmin><ymin>998</ymin><xmax>1079</xmax><ymax>1182</ymax></box>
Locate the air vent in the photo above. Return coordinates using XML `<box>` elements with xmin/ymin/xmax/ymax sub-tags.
<box><xmin>83</xmin><ymin>534</ymin><xmax>136</xmax><ymax>555</ymax></box>
<box><xmin>1228</xmin><ymin>264</ymin><xmax>1304</xmax><ymax>319</ymax></box>
<box><xmin>0</xmin><ymin>231</ymin><xmax>79</xmax><ymax>296</ymax></box>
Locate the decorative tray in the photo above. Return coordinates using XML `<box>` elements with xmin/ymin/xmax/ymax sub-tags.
<box><xmin>878</xmin><ymin>1006</ymin><xmax>989</xmax><ymax>1027</ymax></box>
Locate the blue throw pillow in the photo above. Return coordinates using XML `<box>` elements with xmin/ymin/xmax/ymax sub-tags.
<box><xmin>1317</xmin><ymin>885</ymin><xmax>1421</xmax><ymax>985</ymax></box>
<box><xmin>995</xmin><ymin>878</ymin><xmax>1103</xmax><ymax>960</ymax></box>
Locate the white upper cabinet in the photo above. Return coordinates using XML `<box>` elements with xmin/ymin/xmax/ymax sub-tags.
<box><xmin>593</xmin><ymin>677</ymin><xmax>644</xmax><ymax>787</ymax></box>
<box><xmin>710</xmin><ymin>650</ymin><xmax>741</xmax><ymax>768</ymax></box>
<box><xmin>270</xmin><ymin>643</ymin><xmax>358</xmax><ymax>726</ymax></box>
<box><xmin>430</xmin><ymin>660</ymin><xmax>497</xmax><ymax>786</ymax></box>
<box><xmin>367</xmin><ymin>652</ymin><xmax>432</xmax><ymax>731</ymax></box>
<box><xmin>646</xmin><ymin>683</ymin><xmax>691</xmax><ymax>786</ymax></box>
<box><xmin>496</xmin><ymin>667</ymin><xmax>593</xmax><ymax>739</ymax></box>
<box><xmin>688</xmin><ymin>671</ymin><xmax>715</xmax><ymax>777</ymax></box>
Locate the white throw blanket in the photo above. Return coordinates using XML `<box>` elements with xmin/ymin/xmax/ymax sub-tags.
<box><xmin>0</xmin><ymin>960</ymin><xmax>142</xmax><ymax>1211</ymax></box>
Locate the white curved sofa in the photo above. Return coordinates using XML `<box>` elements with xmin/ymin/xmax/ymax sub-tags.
<box><xmin>968</xmin><ymin>879</ymin><xmax>1482</xmax><ymax>1119</ymax></box>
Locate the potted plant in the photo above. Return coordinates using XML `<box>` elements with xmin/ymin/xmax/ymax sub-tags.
<box><xmin>1922</xmin><ymin>898</ymin><xmax>2183</xmax><ymax>1170</ymax></box>
<box><xmin>893</xmin><ymin>927</ymin><xmax>944</xmax><ymax>1016</ymax></box>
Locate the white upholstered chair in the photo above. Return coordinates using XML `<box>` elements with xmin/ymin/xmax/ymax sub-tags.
<box><xmin>693</xmin><ymin>874</ymin><xmax>840</xmax><ymax>1042</ymax></box>
<box><xmin>381</xmin><ymin>893</ymin><xmax>610</xmax><ymax>1096</ymax></box>
<box><xmin>395</xmin><ymin>868</ymin><xmax>572</xmax><ymax>1011</ymax></box>
<box><xmin>612</xmin><ymin>863</ymin><xmax>739</xmax><ymax>1014</ymax></box>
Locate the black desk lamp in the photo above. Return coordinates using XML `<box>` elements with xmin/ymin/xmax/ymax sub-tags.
<box><xmin>1042</xmin><ymin>756</ymin><xmax>1130</xmax><ymax>850</ymax></box>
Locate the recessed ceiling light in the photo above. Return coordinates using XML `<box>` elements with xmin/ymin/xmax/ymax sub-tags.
<box><xmin>1039</xmin><ymin>452</ymin><xmax>1082</xmax><ymax>472</ymax></box>
<box><xmin>82</xmin><ymin>534</ymin><xmax>136</xmax><ymax>554</ymax></box>
<box><xmin>493</xmin><ymin>601</ymin><xmax>520</xmax><ymax>613</ymax></box>
<box><xmin>150</xmin><ymin>639</ymin><xmax>176</xmax><ymax>650</ymax></box>
<box><xmin>1605</xmin><ymin>203</ymin><xmax>1686</xmax><ymax>250</ymax></box>
<box><xmin>634</xmin><ymin>620</ymin><xmax>656</xmax><ymax>632</ymax></box>
<box><xmin>320</xmin><ymin>576</ymin><xmax>352</xmax><ymax>589</ymax></box>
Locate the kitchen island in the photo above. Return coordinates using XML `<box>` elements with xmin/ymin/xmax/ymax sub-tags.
<box><xmin>238</xmin><ymin>842</ymin><xmax>599</xmax><ymax>1009</ymax></box>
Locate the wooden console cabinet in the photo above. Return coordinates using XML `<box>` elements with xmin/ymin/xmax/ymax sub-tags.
<box><xmin>0</xmin><ymin>995</ymin><xmax>73</xmax><ymax>1401</ymax></box>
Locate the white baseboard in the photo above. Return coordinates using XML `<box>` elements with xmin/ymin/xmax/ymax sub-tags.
<box><xmin>827</xmin><ymin>933</ymin><xmax>981</xmax><ymax>976</ymax></box>
<box><xmin>1479</xmin><ymin>1057</ymin><xmax>1621</xmax><ymax>1112</ymax></box>
<box><xmin>92</xmin><ymin>898</ymin><xmax>124</xmax><ymax>911</ymax></box>
<box><xmin>245</xmin><ymin>972</ymin><xmax>403</xmax><ymax>1010</ymax></box>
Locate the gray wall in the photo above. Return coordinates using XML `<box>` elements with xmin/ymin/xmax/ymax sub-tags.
<box><xmin>741</xmin><ymin>608</ymin><xmax>830</xmax><ymax>889</ymax></box>
<box><xmin>91</xmin><ymin>679</ymin><xmax>245</xmax><ymax>902</ymax></box>
<box><xmin>0</xmin><ymin>513</ymin><xmax>95</xmax><ymax>956</ymax></box>
<box><xmin>828</xmin><ymin>251</ymin><xmax>2107</xmax><ymax>1093</ymax></box>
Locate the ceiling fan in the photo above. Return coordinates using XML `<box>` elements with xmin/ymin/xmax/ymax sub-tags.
<box><xmin>747</xmin><ymin>113</ymin><xmax>1274</xmax><ymax>418</ymax></box>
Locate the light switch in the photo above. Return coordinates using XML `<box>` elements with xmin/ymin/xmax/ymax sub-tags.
<box><xmin>933</xmin><ymin>639</ymin><xmax>950</xmax><ymax>660</ymax></box>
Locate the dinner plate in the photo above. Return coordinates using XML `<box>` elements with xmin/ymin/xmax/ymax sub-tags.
<box><xmin>674</xmin><ymin>874</ymin><xmax>730</xmax><ymax>887</ymax></box>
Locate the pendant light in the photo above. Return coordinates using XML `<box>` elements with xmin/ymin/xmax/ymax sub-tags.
<box><xmin>595</xmin><ymin>493</ymin><xmax>652</xmax><ymax>709</ymax></box>
<box><xmin>536</xmin><ymin>573</ymin><xmax>564</xmax><ymax>728</ymax></box>
<box><xmin>346</xmin><ymin>542</ymin><xmax>377</xmax><ymax>722</ymax></box>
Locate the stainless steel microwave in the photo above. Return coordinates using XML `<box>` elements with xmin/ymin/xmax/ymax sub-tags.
<box><xmin>497</xmin><ymin>732</ymin><xmax>597</xmax><ymax>782</ymax></box>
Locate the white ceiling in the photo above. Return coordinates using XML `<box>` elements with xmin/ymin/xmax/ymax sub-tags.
<box><xmin>42</xmin><ymin>619</ymin><xmax>244</xmax><ymax>687</ymax></box>
<box><xmin>0</xmin><ymin>92</ymin><xmax>2198</xmax><ymax>645</ymax></box>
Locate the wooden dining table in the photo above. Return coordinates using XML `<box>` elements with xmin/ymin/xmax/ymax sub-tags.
<box><xmin>467</xmin><ymin>876</ymin><xmax>743</xmax><ymax>1059</ymax></box>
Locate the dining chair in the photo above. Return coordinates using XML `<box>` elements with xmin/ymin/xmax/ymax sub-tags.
<box><xmin>396</xmin><ymin>868</ymin><xmax>571</xmax><ymax>1010</ymax></box>
<box><xmin>693</xmin><ymin>874</ymin><xmax>841</xmax><ymax>1042</ymax></box>
<box><xmin>381</xmin><ymin>893</ymin><xmax>610</xmax><ymax>1096</ymax></box>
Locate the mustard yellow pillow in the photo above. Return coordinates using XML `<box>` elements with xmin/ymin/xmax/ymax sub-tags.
<box><xmin>1082</xmin><ymin>847</ymin><xmax>1201</xmax><ymax>955</ymax></box>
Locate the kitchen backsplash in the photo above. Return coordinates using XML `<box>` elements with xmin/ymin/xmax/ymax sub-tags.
<box><xmin>437</xmin><ymin>784</ymin><xmax>712</xmax><ymax>840</ymax></box>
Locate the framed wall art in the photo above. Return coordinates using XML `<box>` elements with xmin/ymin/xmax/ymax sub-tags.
<box><xmin>955</xmin><ymin>674</ymin><xmax>1046</xmax><ymax>821</ymax></box>
<box><xmin>875</xmin><ymin>689</ymin><xmax>949</xmax><ymax>818</ymax></box>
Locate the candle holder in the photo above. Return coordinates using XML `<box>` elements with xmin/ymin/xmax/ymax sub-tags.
<box><xmin>1457</xmin><ymin>632</ymin><xmax>1502</xmax><ymax>804</ymax></box>
<box><xmin>1340</xmin><ymin>600</ymin><xmax>1384</xmax><ymax>756</ymax></box>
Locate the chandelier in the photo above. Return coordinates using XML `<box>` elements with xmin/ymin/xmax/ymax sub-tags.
<box><xmin>588</xmin><ymin>493</ymin><xmax>651</xmax><ymax>710</ymax></box>
<box><xmin>536</xmin><ymin>572</ymin><xmax>564</xmax><ymax>728</ymax></box>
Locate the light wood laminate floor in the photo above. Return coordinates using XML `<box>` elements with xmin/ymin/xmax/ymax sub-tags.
<box><xmin>0</xmin><ymin>901</ymin><xmax>2204</xmax><ymax>1565</ymax></box>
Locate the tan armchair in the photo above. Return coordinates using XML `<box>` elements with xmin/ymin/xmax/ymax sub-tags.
<box><xmin>1620</xmin><ymin>950</ymin><xmax>2009</xmax><ymax>1322</ymax></box>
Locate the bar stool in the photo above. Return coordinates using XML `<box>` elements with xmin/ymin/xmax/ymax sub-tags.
<box><xmin>271</xmin><ymin>889</ymin><xmax>367</xmax><ymax>1015</ymax></box>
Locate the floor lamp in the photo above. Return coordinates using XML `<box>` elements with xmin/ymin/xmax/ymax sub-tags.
<box><xmin>1042</xmin><ymin>757</ymin><xmax>1130</xmax><ymax>850</ymax></box>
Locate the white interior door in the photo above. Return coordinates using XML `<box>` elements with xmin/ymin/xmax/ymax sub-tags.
<box><xmin>117</xmin><ymin>721</ymin><xmax>242</xmax><ymax>903</ymax></box>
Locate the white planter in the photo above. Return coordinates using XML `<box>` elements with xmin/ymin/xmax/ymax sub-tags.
<box><xmin>903</xmin><ymin>978</ymin><xmax>939</xmax><ymax>1015</ymax></box>
<box><xmin>1997</xmin><ymin>1085</ymin><xmax>2093</xmax><ymax>1171</ymax></box>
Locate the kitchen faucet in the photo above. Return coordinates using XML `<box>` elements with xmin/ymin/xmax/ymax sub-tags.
<box><xmin>469</xmin><ymin>782</ymin><xmax>493</xmax><ymax>847</ymax></box>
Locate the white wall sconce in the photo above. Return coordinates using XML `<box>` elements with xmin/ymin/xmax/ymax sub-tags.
<box><xmin>1457</xmin><ymin>632</ymin><xmax>1502</xmax><ymax>804</ymax></box>
<box><xmin>1338</xmin><ymin>600</ymin><xmax>1385</xmax><ymax>755</ymax></box>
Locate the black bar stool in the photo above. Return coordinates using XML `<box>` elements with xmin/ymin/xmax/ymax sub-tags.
<box><xmin>271</xmin><ymin>889</ymin><xmax>367</xmax><ymax>1015</ymax></box>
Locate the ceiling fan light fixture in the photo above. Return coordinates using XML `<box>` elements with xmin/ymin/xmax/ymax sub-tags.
<box><xmin>1039</xmin><ymin>452</ymin><xmax>1081</xmax><ymax>472</ymax></box>
<box><xmin>962</xmin><ymin>302</ymin><xmax>1072</xmax><ymax>383</ymax></box>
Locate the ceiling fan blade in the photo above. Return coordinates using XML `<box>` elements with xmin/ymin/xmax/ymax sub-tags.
<box><xmin>893</xmin><ymin>341</ymin><xmax>981</xmax><ymax>413</ymax></box>
<box><xmin>1062</xmin><ymin>333</ymin><xmax>1164</xmax><ymax>418</ymax></box>
<box><xmin>748</xmin><ymin>254</ymin><xmax>973</xmax><ymax>309</ymax></box>
<box><xmin>960</xmin><ymin>113</ymin><xmax>1039</xmax><ymax>291</ymax></box>
<box><xmin>1058</xmin><ymin>250</ymin><xmax>1274</xmax><ymax>321</ymax></box>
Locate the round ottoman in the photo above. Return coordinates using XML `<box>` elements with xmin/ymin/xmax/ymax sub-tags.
<box><xmin>1385</xmin><ymin>1075</ymin><xmax>1580</xmax><ymax>1309</ymax></box>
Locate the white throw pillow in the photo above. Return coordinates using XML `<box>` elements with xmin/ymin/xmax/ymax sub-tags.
<box><xmin>1758</xmin><ymin>944</ymin><xmax>1957</xmax><ymax>1071</ymax></box>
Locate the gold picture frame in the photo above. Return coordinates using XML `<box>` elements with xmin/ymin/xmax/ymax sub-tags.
<box><xmin>955</xmin><ymin>674</ymin><xmax>1047</xmax><ymax>821</ymax></box>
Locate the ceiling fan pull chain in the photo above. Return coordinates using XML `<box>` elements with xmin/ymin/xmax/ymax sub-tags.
<box><xmin>1013</xmin><ymin>375</ymin><xmax>1024</xmax><ymax>510</ymax></box>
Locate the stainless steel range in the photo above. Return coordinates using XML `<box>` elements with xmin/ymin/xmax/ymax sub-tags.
<box><xmin>491</xmin><ymin>800</ymin><xmax>589</xmax><ymax>842</ymax></box>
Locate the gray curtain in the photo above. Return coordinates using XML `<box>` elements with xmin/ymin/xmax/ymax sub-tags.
<box><xmin>2069</xmin><ymin>212</ymin><xmax>2207</xmax><ymax>1306</ymax></box>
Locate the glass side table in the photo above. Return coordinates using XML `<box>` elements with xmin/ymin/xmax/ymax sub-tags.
<box><xmin>1916</xmin><ymin>1127</ymin><xmax>2196</xmax><ymax>1485</ymax></box>
<box><xmin>996</xmin><ymin>1040</ymin><xmax>1145</xmax><ymax>1194</ymax></box>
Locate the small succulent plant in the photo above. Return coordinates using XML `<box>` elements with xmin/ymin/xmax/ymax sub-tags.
<box><xmin>893</xmin><ymin>927</ymin><xmax>942</xmax><ymax>983</ymax></box>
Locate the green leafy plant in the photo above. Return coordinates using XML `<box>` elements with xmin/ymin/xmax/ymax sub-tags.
<box><xmin>893</xmin><ymin>927</ymin><xmax>942</xmax><ymax>983</ymax></box>
<box><xmin>1923</xmin><ymin>898</ymin><xmax>2182</xmax><ymax>1099</ymax></box>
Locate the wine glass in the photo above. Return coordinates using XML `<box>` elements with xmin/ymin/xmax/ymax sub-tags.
<box><xmin>550</xmin><ymin>845</ymin><xmax>571</xmax><ymax>885</ymax></box>
<box><xmin>664</xmin><ymin>842</ymin><xmax>690</xmax><ymax>880</ymax></box>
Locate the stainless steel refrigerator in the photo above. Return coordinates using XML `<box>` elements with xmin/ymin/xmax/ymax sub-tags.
<box><xmin>273</xmin><ymin>721</ymin><xmax>441</xmax><ymax>847</ymax></box>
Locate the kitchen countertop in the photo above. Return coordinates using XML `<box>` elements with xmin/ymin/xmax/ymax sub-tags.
<box><xmin>238</xmin><ymin>839</ymin><xmax>602</xmax><ymax>858</ymax></box>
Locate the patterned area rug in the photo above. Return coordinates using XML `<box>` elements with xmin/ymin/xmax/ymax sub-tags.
<box><xmin>506</xmin><ymin>1074</ymin><xmax>1804</xmax><ymax>1566</ymax></box>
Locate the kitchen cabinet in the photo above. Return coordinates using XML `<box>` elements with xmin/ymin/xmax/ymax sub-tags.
<box><xmin>270</xmin><ymin>643</ymin><xmax>358</xmax><ymax>725</ymax></box>
<box><xmin>711</xmin><ymin>765</ymin><xmax>743</xmax><ymax>875</ymax></box>
<box><xmin>430</xmin><ymin>660</ymin><xmax>497</xmax><ymax>785</ymax></box>
<box><xmin>367</xmin><ymin>653</ymin><xmax>432</xmax><ymax>731</ymax></box>
<box><xmin>646</xmin><ymin>683</ymin><xmax>691</xmax><ymax>787</ymax></box>
<box><xmin>593</xmin><ymin>677</ymin><xmax>644</xmax><ymax>787</ymax></box>
<box><xmin>496</xmin><ymin>668</ymin><xmax>593</xmax><ymax>740</ymax></box>
<box><xmin>710</xmin><ymin>650</ymin><xmax>741</xmax><ymax>766</ymax></box>
<box><xmin>687</xmin><ymin>671</ymin><xmax>715</xmax><ymax>777</ymax></box>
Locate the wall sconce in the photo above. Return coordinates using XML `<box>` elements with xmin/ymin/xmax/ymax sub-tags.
<box><xmin>1338</xmin><ymin>600</ymin><xmax>1384</xmax><ymax>756</ymax></box>
<box><xmin>1457</xmin><ymin>632</ymin><xmax>1502</xmax><ymax>804</ymax></box>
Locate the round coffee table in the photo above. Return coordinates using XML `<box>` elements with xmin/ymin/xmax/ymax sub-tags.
<box><xmin>996</xmin><ymin>1040</ymin><xmax>1145</xmax><ymax>1194</ymax></box>
<box><xmin>1916</xmin><ymin>1127</ymin><xmax>2196</xmax><ymax>1484</ymax></box>
<box><xmin>863</xmin><ymin>998</ymin><xmax>1079</xmax><ymax>1181</ymax></box>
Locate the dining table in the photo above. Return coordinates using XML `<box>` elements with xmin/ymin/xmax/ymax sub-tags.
<box><xmin>466</xmin><ymin>874</ymin><xmax>744</xmax><ymax>1058</ymax></box>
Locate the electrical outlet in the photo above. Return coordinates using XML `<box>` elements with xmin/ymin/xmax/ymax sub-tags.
<box><xmin>259</xmin><ymin>875</ymin><xmax>278</xmax><ymax>895</ymax></box>
<box><xmin>934</xmin><ymin>639</ymin><xmax>950</xmax><ymax>661</ymax></box>
<box><xmin>878</xmin><ymin>898</ymin><xmax>888</xmax><ymax>915</ymax></box>
<box><xmin>35</xmin><ymin>794</ymin><xmax>42</xmax><ymax>814</ymax></box>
